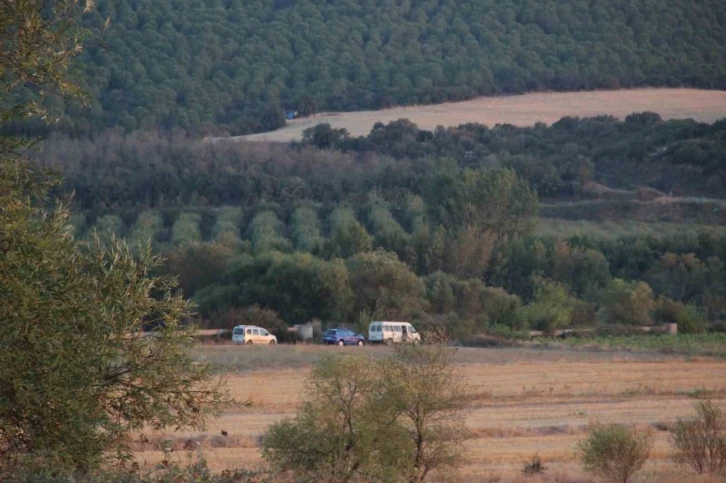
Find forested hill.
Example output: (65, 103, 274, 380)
(12, 0, 726, 136)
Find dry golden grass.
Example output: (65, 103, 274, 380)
(135, 347, 726, 481)
(231, 88, 726, 142)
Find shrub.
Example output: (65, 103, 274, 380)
(577, 424, 653, 483)
(262, 346, 471, 482)
(522, 453, 546, 475)
(671, 399, 726, 476)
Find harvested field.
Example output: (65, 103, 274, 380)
(232, 88, 726, 143)
(135, 346, 726, 481)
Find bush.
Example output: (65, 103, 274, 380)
(671, 399, 726, 476)
(262, 346, 471, 482)
(577, 424, 653, 483)
(522, 453, 546, 475)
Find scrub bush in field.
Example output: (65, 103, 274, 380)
(262, 346, 471, 482)
(577, 424, 653, 483)
(671, 399, 726, 476)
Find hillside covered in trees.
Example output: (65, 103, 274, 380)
(6, 0, 726, 135)
(35, 114, 726, 337)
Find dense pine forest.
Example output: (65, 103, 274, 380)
(4, 0, 726, 135)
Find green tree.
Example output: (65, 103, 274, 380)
(326, 207, 373, 259)
(0, 2, 226, 473)
(577, 424, 654, 483)
(384, 345, 472, 482)
(516, 279, 579, 334)
(671, 399, 726, 476)
(262, 355, 407, 482)
(262, 346, 471, 482)
(0, 164, 226, 474)
(425, 167, 538, 239)
(597, 279, 655, 326)
(347, 250, 426, 320)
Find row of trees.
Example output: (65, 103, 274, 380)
(5, 0, 726, 135)
(34, 114, 726, 223)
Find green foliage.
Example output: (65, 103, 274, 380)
(0, 0, 90, 133)
(597, 279, 655, 326)
(425, 168, 538, 238)
(290, 205, 324, 253)
(127, 209, 164, 252)
(653, 297, 707, 334)
(577, 424, 654, 483)
(347, 250, 427, 320)
(171, 212, 202, 246)
(248, 210, 291, 253)
(560, 333, 726, 357)
(262, 355, 404, 482)
(671, 399, 726, 476)
(326, 206, 373, 258)
(200, 251, 353, 325)
(161, 241, 234, 297)
(262, 346, 471, 482)
(516, 280, 579, 333)
(8, 0, 726, 134)
(212, 206, 243, 243)
(92, 214, 126, 245)
(366, 199, 410, 257)
(0, 160, 226, 475)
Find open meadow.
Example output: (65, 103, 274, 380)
(236, 88, 726, 142)
(133, 345, 726, 482)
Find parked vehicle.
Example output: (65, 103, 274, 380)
(322, 327, 365, 346)
(368, 321, 421, 345)
(232, 325, 277, 345)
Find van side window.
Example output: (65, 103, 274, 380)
(384, 325, 391, 331)
(246, 328, 252, 334)
(261, 329, 269, 336)
(409, 325, 417, 333)
(253, 328, 260, 335)
(394, 325, 402, 333)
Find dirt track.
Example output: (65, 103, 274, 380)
(233, 88, 726, 143)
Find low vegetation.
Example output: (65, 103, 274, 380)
(671, 399, 726, 476)
(577, 424, 654, 483)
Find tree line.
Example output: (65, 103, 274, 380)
(32, 115, 726, 336)
(3, 0, 726, 136)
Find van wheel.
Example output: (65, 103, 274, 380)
(245, 340, 253, 345)
(357, 340, 364, 346)
(384, 339, 393, 346)
(269, 340, 276, 345)
(338, 340, 345, 347)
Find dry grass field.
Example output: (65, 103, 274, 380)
(133, 345, 726, 482)
(234, 88, 726, 143)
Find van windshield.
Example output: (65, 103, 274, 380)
(233, 327, 243, 335)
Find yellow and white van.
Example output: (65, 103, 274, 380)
(232, 325, 277, 345)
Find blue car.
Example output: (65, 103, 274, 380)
(323, 328, 366, 346)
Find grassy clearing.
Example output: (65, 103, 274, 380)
(545, 333, 726, 358)
(535, 218, 726, 240)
